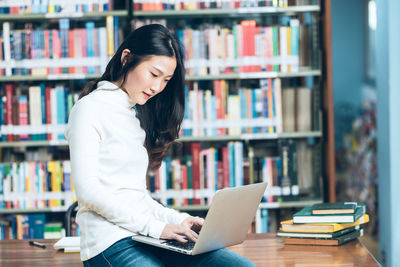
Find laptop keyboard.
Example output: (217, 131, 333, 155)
(162, 240, 195, 251)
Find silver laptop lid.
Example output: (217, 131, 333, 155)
(192, 182, 267, 255)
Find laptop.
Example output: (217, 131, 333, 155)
(132, 182, 268, 255)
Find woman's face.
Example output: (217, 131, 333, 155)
(121, 53, 177, 105)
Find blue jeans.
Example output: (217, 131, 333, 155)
(83, 236, 255, 267)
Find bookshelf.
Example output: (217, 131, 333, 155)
(131, 6, 320, 17)
(0, 131, 322, 148)
(0, 207, 69, 215)
(130, 0, 333, 234)
(0, 0, 335, 239)
(0, 10, 128, 21)
(0, 199, 323, 214)
(0, 73, 101, 82)
(0, 69, 320, 82)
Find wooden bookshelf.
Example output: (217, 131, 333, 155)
(0, 140, 68, 148)
(0, 10, 128, 21)
(179, 131, 322, 142)
(132, 6, 320, 17)
(0, 199, 323, 214)
(0, 207, 68, 214)
(164, 199, 323, 212)
(0, 131, 322, 147)
(0, 70, 320, 82)
(321, 0, 336, 202)
(0, 73, 101, 82)
(186, 69, 321, 81)
(0, 0, 336, 239)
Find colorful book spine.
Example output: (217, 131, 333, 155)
(59, 19, 70, 74)
(132, 0, 307, 11)
(106, 15, 114, 56)
(0, 1, 113, 15)
(182, 79, 283, 137)
(18, 95, 29, 140)
(0, 161, 75, 210)
(86, 22, 96, 74)
(0, 96, 5, 141)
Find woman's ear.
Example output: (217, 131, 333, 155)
(121, 49, 131, 66)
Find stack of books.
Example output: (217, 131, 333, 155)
(277, 202, 369, 246)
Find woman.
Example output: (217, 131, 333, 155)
(65, 24, 255, 267)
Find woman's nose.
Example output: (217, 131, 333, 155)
(151, 80, 162, 93)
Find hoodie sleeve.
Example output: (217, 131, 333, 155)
(65, 99, 166, 238)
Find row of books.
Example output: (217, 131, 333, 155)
(0, 161, 76, 210)
(182, 79, 313, 137)
(132, 0, 317, 11)
(176, 20, 300, 75)
(0, 0, 316, 15)
(278, 202, 369, 246)
(0, 138, 312, 209)
(0, 0, 114, 14)
(133, 14, 320, 75)
(182, 78, 283, 136)
(1, 16, 319, 77)
(148, 139, 311, 207)
(0, 84, 78, 142)
(0, 17, 121, 76)
(0, 214, 69, 240)
(0, 79, 313, 141)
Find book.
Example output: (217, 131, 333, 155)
(54, 236, 80, 253)
(278, 225, 359, 239)
(283, 228, 365, 246)
(279, 139, 298, 199)
(311, 202, 358, 215)
(296, 87, 312, 131)
(191, 143, 201, 205)
(296, 141, 313, 192)
(293, 206, 367, 224)
(282, 88, 295, 132)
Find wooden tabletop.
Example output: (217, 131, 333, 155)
(229, 234, 381, 267)
(0, 234, 381, 267)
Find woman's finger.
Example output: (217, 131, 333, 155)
(173, 233, 187, 243)
(190, 229, 199, 239)
(183, 229, 198, 242)
(194, 217, 204, 225)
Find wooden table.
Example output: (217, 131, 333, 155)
(0, 234, 380, 267)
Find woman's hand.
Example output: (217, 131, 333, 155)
(160, 216, 204, 243)
(181, 216, 204, 234)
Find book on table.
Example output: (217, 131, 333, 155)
(277, 225, 361, 239)
(311, 202, 358, 215)
(280, 214, 369, 233)
(282, 228, 365, 246)
(292, 204, 366, 224)
(53, 236, 80, 253)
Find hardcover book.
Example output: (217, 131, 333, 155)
(280, 214, 369, 233)
(278, 225, 359, 239)
(311, 202, 358, 215)
(293, 204, 366, 224)
(283, 228, 365, 246)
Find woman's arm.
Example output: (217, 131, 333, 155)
(146, 194, 190, 225)
(146, 195, 204, 242)
(65, 100, 166, 238)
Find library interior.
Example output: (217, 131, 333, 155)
(0, 0, 398, 266)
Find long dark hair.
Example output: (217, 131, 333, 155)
(80, 24, 185, 170)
